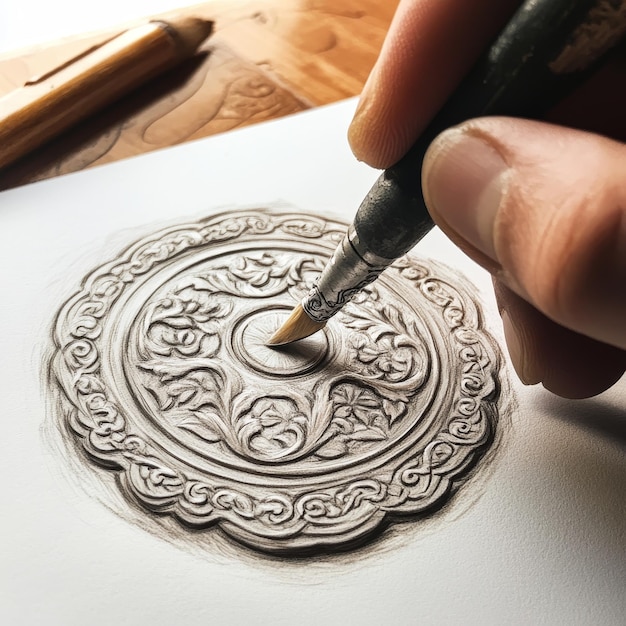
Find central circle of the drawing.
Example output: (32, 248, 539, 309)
(50, 210, 505, 555)
(232, 307, 330, 377)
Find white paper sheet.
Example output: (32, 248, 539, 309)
(1, 100, 624, 625)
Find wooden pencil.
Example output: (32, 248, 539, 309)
(0, 15, 213, 170)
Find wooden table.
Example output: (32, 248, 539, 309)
(0, 0, 397, 191)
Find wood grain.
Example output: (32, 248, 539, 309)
(0, 18, 212, 170)
(0, 0, 398, 191)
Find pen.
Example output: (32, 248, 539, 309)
(268, 0, 626, 346)
(0, 15, 213, 170)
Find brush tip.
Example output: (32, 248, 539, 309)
(266, 304, 326, 346)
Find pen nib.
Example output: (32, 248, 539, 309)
(266, 304, 326, 346)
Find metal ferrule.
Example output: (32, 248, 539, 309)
(301, 226, 391, 322)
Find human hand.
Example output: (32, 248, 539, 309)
(348, 0, 626, 398)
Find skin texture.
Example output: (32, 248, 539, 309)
(348, 0, 626, 398)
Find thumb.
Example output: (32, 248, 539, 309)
(422, 117, 626, 351)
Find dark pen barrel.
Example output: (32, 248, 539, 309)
(353, 0, 624, 259)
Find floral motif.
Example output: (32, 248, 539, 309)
(333, 384, 399, 433)
(315, 383, 406, 459)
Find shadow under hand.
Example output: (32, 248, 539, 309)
(542, 380, 626, 448)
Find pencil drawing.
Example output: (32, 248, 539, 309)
(49, 208, 506, 555)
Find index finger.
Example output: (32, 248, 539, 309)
(348, 0, 521, 168)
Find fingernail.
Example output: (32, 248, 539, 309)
(501, 311, 541, 386)
(422, 127, 509, 262)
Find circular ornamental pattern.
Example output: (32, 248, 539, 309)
(50, 209, 504, 554)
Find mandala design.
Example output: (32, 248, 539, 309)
(50, 209, 504, 554)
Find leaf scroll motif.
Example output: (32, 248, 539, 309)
(199, 214, 275, 244)
(137, 361, 237, 446)
(138, 295, 232, 361)
(178, 253, 324, 301)
(279, 216, 333, 239)
(342, 292, 429, 392)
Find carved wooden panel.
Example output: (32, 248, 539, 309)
(49, 209, 505, 555)
(0, 0, 398, 190)
(0, 44, 308, 190)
